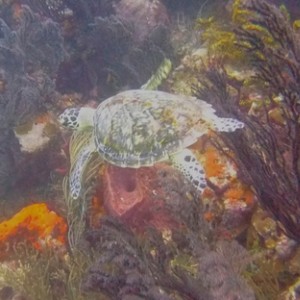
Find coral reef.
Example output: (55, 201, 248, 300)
(2, 0, 299, 299)
(1, 0, 173, 100)
(0, 5, 64, 197)
(80, 215, 254, 299)
(180, 2, 300, 297)
(194, 0, 300, 241)
(46, 0, 173, 98)
(0, 5, 64, 128)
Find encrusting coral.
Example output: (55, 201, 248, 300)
(0, 203, 67, 260)
(174, 132, 253, 233)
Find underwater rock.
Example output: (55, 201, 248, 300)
(0, 130, 22, 197)
(167, 49, 204, 96)
(249, 207, 300, 263)
(0, 286, 14, 300)
(114, 0, 170, 44)
(0, 5, 64, 113)
(101, 163, 190, 230)
(9, 113, 66, 195)
(162, 0, 209, 18)
(199, 240, 255, 300)
(14, 0, 116, 24)
(279, 276, 300, 300)
(57, 13, 171, 97)
(0, 5, 64, 196)
(81, 217, 253, 299)
(0, 286, 27, 300)
(0, 203, 67, 260)
(81, 217, 185, 299)
(56, 14, 132, 96)
(0, 5, 64, 87)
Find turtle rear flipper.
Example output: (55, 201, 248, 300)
(170, 149, 207, 193)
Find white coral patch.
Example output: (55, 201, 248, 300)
(15, 123, 50, 153)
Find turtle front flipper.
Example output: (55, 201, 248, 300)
(68, 129, 98, 200)
(69, 145, 96, 199)
(169, 149, 207, 193)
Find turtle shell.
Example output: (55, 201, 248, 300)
(93, 89, 218, 167)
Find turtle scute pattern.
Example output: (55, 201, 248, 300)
(93, 89, 243, 168)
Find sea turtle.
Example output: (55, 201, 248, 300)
(59, 89, 244, 200)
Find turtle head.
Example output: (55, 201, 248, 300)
(58, 107, 81, 129)
(58, 107, 95, 130)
